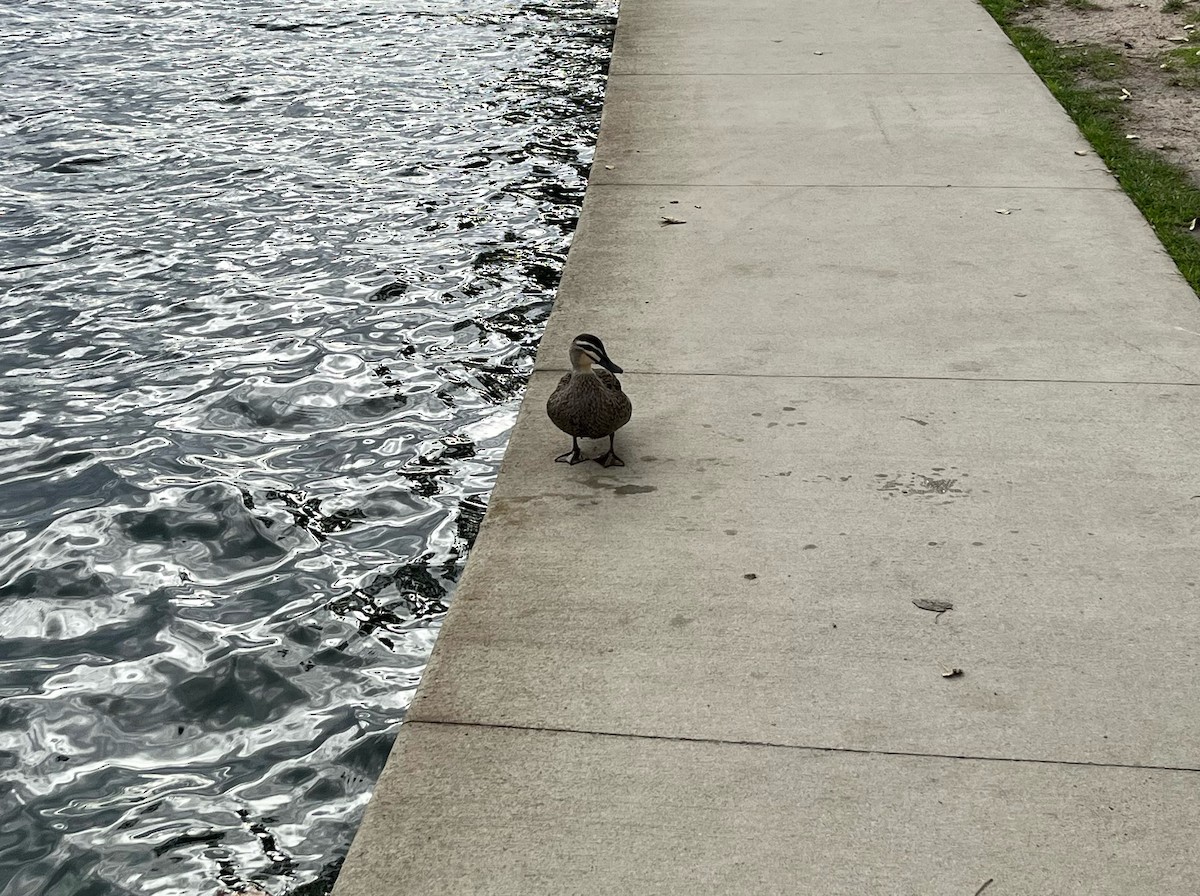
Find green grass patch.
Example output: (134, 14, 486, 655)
(979, 0, 1200, 297)
(1064, 0, 1104, 10)
(1161, 46, 1200, 87)
(1162, 0, 1187, 13)
(1162, 46, 1200, 69)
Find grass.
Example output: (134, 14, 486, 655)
(1162, 46, 1200, 88)
(1162, 0, 1187, 13)
(979, 0, 1200, 296)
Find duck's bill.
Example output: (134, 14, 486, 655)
(599, 359, 623, 374)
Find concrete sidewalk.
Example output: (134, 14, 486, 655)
(335, 0, 1200, 892)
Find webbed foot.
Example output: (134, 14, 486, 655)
(594, 434, 624, 468)
(595, 451, 625, 468)
(555, 438, 587, 465)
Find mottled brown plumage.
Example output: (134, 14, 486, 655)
(546, 334, 633, 467)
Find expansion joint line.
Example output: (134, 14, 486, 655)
(533, 368, 1200, 387)
(409, 718, 1200, 775)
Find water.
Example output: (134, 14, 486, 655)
(0, 2, 615, 893)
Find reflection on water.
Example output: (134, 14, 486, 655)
(0, 1, 615, 893)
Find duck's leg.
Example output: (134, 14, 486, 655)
(555, 436, 586, 465)
(595, 434, 625, 468)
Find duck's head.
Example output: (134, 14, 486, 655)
(569, 333, 623, 374)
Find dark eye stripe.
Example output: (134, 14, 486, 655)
(574, 338, 605, 356)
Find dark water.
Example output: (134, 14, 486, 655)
(0, 1, 614, 893)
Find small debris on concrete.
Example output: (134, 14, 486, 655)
(974, 878, 995, 896)
(941, 665, 964, 679)
(913, 598, 954, 616)
(1074, 149, 1088, 155)
(743, 573, 758, 580)
(1125, 134, 1140, 140)
(994, 208, 1013, 215)
(660, 216, 687, 226)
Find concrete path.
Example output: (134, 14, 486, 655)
(334, 0, 1200, 892)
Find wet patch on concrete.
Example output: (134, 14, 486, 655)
(876, 471, 970, 500)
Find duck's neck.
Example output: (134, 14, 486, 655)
(570, 350, 597, 376)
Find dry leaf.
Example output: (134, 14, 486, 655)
(941, 666, 964, 678)
(912, 598, 953, 613)
(660, 216, 687, 226)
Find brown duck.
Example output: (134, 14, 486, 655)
(546, 333, 633, 467)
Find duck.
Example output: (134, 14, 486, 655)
(546, 333, 633, 467)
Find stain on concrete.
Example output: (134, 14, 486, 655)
(669, 614, 692, 628)
(724, 529, 737, 535)
(877, 472, 969, 499)
(614, 484, 656, 496)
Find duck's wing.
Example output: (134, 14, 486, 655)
(594, 368, 623, 392)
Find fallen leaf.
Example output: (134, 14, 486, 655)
(913, 598, 954, 614)
(994, 208, 1011, 215)
(1074, 149, 1088, 156)
(660, 216, 687, 226)
(941, 666, 964, 678)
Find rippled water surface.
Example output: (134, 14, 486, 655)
(0, 2, 614, 892)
